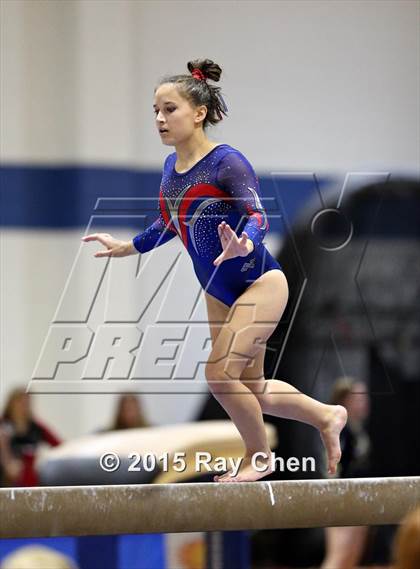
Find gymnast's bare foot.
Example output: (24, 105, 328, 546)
(213, 453, 274, 483)
(319, 404, 348, 475)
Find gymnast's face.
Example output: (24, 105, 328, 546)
(153, 83, 207, 146)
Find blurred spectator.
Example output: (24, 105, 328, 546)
(392, 506, 420, 569)
(0, 424, 22, 486)
(321, 376, 372, 569)
(0, 545, 78, 569)
(107, 394, 150, 431)
(0, 387, 61, 486)
(331, 377, 371, 478)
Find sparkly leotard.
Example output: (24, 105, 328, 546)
(132, 143, 282, 307)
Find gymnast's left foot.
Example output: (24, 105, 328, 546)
(214, 452, 274, 483)
(319, 404, 348, 475)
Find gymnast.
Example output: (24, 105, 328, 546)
(81, 58, 347, 483)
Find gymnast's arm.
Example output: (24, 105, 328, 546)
(132, 210, 177, 254)
(216, 151, 269, 252)
(133, 156, 178, 253)
(81, 212, 177, 258)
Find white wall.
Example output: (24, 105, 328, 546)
(1, 0, 418, 173)
(1, 0, 418, 439)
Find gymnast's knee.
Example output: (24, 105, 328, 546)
(205, 361, 227, 385)
(205, 360, 243, 395)
(205, 353, 249, 379)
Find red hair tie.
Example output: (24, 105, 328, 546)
(191, 68, 206, 81)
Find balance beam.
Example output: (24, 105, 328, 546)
(2, 476, 419, 538)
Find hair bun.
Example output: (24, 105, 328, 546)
(187, 59, 222, 82)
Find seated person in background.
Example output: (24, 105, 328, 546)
(321, 376, 372, 569)
(0, 387, 61, 486)
(104, 394, 150, 431)
(0, 545, 78, 569)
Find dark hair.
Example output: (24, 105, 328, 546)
(329, 376, 357, 406)
(110, 394, 149, 430)
(154, 58, 228, 130)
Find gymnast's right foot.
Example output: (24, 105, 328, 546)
(319, 404, 348, 476)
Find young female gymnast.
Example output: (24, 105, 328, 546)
(82, 58, 347, 483)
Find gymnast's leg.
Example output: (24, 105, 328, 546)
(241, 357, 348, 477)
(205, 270, 347, 482)
(205, 289, 274, 483)
(235, 270, 347, 476)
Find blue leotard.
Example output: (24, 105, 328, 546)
(132, 143, 282, 307)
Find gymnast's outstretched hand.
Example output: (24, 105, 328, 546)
(81, 233, 137, 258)
(213, 221, 254, 267)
